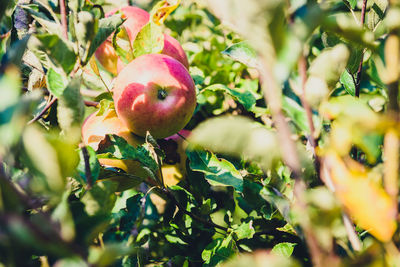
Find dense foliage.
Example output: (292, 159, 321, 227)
(1, 0, 400, 266)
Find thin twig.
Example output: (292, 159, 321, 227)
(355, 0, 368, 97)
(343, 0, 361, 25)
(81, 146, 93, 189)
(321, 157, 362, 252)
(342, 213, 362, 251)
(298, 55, 320, 176)
(59, 0, 68, 39)
(258, 54, 333, 266)
(83, 100, 99, 107)
(28, 97, 57, 124)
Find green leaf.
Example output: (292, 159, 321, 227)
(222, 42, 259, 68)
(88, 243, 135, 267)
(232, 220, 255, 240)
(112, 27, 134, 64)
(187, 149, 244, 192)
(32, 34, 76, 74)
(46, 68, 67, 98)
(51, 190, 75, 242)
(282, 96, 321, 135)
(340, 70, 356, 96)
(367, 1, 387, 31)
(271, 242, 297, 258)
(22, 126, 67, 196)
(98, 134, 159, 174)
(308, 44, 350, 88)
(189, 116, 281, 172)
(76, 11, 97, 47)
(81, 180, 118, 216)
(86, 14, 125, 63)
(344, 0, 357, 9)
(203, 84, 257, 111)
(57, 77, 85, 132)
(367, 59, 385, 87)
(2, 35, 30, 67)
(77, 146, 100, 185)
(97, 99, 114, 116)
(133, 22, 164, 58)
(202, 234, 238, 266)
(21, 4, 61, 35)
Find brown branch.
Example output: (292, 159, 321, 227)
(355, 0, 368, 97)
(258, 57, 302, 179)
(298, 55, 320, 176)
(28, 97, 57, 124)
(59, 0, 68, 39)
(83, 100, 99, 107)
(387, 81, 400, 114)
(257, 53, 340, 266)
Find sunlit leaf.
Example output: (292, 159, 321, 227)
(81, 180, 119, 216)
(271, 242, 296, 258)
(222, 42, 259, 68)
(52, 190, 75, 242)
(57, 77, 85, 132)
(132, 22, 164, 58)
(202, 234, 238, 266)
(232, 221, 255, 240)
(189, 116, 281, 172)
(340, 70, 356, 96)
(151, 0, 181, 25)
(46, 68, 67, 98)
(187, 149, 244, 192)
(30, 34, 76, 74)
(202, 84, 257, 111)
(323, 152, 397, 242)
(86, 14, 125, 63)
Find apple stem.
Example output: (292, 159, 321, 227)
(157, 89, 167, 100)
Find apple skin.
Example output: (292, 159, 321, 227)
(113, 53, 196, 139)
(95, 6, 189, 75)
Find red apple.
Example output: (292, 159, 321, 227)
(95, 6, 189, 75)
(113, 53, 196, 139)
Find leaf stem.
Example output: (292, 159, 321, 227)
(81, 146, 93, 189)
(28, 96, 57, 124)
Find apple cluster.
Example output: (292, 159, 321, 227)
(81, 6, 196, 188)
